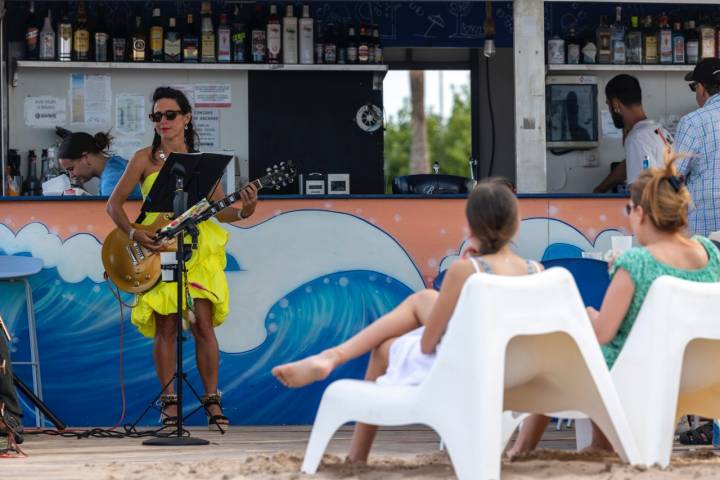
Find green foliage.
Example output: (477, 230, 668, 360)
(384, 85, 472, 193)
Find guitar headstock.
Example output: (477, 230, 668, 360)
(263, 160, 297, 191)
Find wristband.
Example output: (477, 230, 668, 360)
(128, 227, 137, 241)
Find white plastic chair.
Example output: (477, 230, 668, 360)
(301, 268, 640, 480)
(576, 276, 720, 467)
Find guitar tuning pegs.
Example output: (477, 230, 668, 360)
(275, 185, 281, 190)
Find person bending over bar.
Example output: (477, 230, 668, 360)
(272, 178, 543, 463)
(509, 154, 720, 458)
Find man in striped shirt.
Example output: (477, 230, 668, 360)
(675, 58, 720, 237)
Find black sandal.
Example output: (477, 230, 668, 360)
(158, 393, 178, 426)
(679, 421, 713, 445)
(201, 393, 229, 433)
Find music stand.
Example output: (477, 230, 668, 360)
(136, 152, 232, 446)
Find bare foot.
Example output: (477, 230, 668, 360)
(272, 349, 342, 388)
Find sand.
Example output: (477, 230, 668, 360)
(74, 449, 720, 479)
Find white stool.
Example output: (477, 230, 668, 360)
(0, 256, 44, 427)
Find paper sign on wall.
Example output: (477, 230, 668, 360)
(115, 94, 146, 135)
(601, 110, 623, 139)
(70, 73, 112, 125)
(112, 135, 144, 162)
(169, 84, 196, 107)
(24, 96, 66, 127)
(194, 84, 232, 108)
(195, 109, 220, 149)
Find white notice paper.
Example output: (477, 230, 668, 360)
(112, 135, 144, 162)
(24, 96, 66, 127)
(195, 109, 220, 149)
(194, 84, 232, 108)
(170, 84, 196, 107)
(601, 110, 623, 139)
(70, 74, 112, 125)
(115, 94, 146, 135)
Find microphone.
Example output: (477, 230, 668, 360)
(171, 163, 188, 217)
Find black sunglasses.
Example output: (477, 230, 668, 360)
(149, 110, 183, 122)
(689, 82, 699, 92)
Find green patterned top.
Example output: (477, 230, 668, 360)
(602, 236, 720, 368)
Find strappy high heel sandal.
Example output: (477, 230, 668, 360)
(201, 392, 229, 433)
(158, 393, 178, 427)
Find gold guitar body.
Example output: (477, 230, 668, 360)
(101, 214, 176, 294)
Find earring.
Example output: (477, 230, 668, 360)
(185, 125, 189, 130)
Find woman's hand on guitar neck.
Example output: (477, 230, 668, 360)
(134, 229, 163, 252)
(239, 183, 259, 217)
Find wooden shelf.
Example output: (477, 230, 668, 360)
(16, 60, 388, 72)
(546, 64, 694, 73)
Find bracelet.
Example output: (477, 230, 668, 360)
(128, 227, 137, 241)
(237, 209, 249, 220)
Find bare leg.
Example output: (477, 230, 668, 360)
(190, 299, 224, 421)
(272, 289, 439, 388)
(506, 414, 550, 459)
(154, 313, 178, 418)
(347, 338, 395, 463)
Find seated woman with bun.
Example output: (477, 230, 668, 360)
(58, 131, 140, 197)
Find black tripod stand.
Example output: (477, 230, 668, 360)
(13, 374, 65, 430)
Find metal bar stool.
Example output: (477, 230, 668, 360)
(0, 255, 44, 427)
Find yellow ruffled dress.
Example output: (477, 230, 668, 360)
(131, 172, 230, 338)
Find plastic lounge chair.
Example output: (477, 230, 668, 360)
(576, 276, 720, 467)
(300, 268, 640, 479)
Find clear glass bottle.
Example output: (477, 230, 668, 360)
(699, 16, 715, 59)
(626, 16, 642, 64)
(94, 6, 109, 62)
(57, 10, 73, 62)
(217, 13, 232, 62)
(565, 28, 580, 65)
(658, 13, 673, 64)
(250, 4, 267, 63)
(610, 6, 626, 65)
(164, 17, 181, 62)
(38, 10, 55, 61)
(282, 5, 298, 64)
(299, 5, 314, 65)
(672, 22, 686, 64)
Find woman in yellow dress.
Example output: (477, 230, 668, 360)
(107, 87, 257, 430)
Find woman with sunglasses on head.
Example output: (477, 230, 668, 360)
(508, 154, 720, 458)
(107, 86, 258, 431)
(58, 131, 141, 197)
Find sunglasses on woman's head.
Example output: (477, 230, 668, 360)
(149, 110, 182, 122)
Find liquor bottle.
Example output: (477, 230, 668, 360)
(610, 7, 626, 65)
(596, 15, 611, 64)
(346, 25, 357, 64)
(699, 17, 715, 59)
(582, 38, 598, 64)
(182, 14, 199, 63)
(658, 14, 673, 64)
(368, 25, 375, 64)
(39, 10, 55, 61)
(547, 34, 565, 64)
(314, 22, 325, 64)
(131, 15, 146, 62)
(324, 24, 337, 64)
(299, 5, 313, 64)
(40, 149, 49, 182)
(165, 17, 181, 62)
(112, 11, 127, 62)
(231, 6, 247, 63)
(150, 8, 164, 62)
(94, 6, 109, 62)
(626, 16, 642, 64)
(251, 4, 267, 63)
(565, 28, 580, 65)
(373, 24, 383, 64)
(57, 10, 73, 61)
(643, 15, 658, 64)
(672, 22, 686, 64)
(337, 23, 348, 64)
(267, 4, 282, 64)
(73, 0, 90, 61)
(282, 5, 298, 64)
(25, 1, 40, 60)
(24, 150, 41, 196)
(358, 24, 369, 63)
(686, 20, 699, 64)
(217, 13, 232, 62)
(200, 1, 216, 63)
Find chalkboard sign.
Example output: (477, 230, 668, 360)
(7, 1, 514, 49)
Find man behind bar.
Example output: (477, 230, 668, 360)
(593, 74, 672, 193)
(675, 58, 720, 237)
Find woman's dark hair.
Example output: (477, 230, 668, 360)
(465, 177, 519, 255)
(150, 86, 198, 163)
(57, 131, 112, 160)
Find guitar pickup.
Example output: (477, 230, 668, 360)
(132, 242, 146, 262)
(125, 244, 139, 266)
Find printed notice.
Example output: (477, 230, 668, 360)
(170, 84, 196, 107)
(194, 84, 231, 108)
(24, 96, 66, 127)
(195, 109, 220, 149)
(115, 94, 145, 135)
(601, 110, 623, 139)
(112, 135, 144, 162)
(70, 74, 112, 125)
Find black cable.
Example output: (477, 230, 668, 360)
(485, 56, 496, 178)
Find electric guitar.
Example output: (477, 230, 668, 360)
(102, 161, 296, 294)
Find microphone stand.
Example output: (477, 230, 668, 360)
(143, 165, 208, 446)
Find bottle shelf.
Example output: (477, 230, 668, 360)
(546, 64, 694, 73)
(16, 60, 388, 73)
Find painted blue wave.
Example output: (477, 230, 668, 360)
(0, 255, 412, 426)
